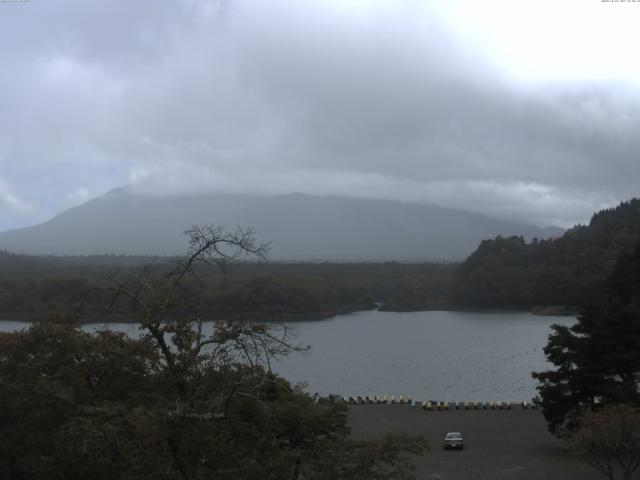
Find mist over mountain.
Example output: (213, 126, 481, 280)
(0, 189, 563, 261)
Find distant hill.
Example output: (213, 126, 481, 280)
(451, 198, 640, 308)
(0, 188, 563, 261)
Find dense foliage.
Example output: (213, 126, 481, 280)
(0, 226, 426, 479)
(451, 199, 640, 309)
(0, 253, 454, 321)
(532, 243, 640, 434)
(0, 322, 425, 480)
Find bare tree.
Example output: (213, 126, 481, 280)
(567, 405, 640, 480)
(105, 225, 305, 403)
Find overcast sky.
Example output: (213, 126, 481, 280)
(1, 0, 639, 232)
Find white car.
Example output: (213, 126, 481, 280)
(443, 432, 464, 450)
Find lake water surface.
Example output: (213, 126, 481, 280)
(0, 310, 575, 402)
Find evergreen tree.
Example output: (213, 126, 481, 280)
(533, 244, 640, 434)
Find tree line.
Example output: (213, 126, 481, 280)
(0, 254, 454, 321)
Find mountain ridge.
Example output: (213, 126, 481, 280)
(0, 189, 564, 261)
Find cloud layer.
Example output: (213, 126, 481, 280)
(1, 0, 639, 231)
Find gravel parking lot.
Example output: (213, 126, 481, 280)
(348, 405, 601, 480)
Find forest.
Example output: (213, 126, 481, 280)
(1, 198, 639, 321)
(450, 198, 640, 310)
(0, 253, 454, 321)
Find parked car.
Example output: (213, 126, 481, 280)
(443, 432, 464, 450)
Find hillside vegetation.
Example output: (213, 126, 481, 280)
(451, 198, 640, 310)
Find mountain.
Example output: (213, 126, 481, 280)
(451, 198, 640, 308)
(0, 188, 563, 261)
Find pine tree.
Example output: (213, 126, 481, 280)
(533, 244, 640, 434)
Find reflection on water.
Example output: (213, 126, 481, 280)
(0, 310, 575, 402)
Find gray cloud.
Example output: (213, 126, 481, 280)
(0, 0, 638, 232)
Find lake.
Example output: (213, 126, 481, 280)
(0, 310, 575, 402)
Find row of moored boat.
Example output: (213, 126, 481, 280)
(344, 396, 538, 410)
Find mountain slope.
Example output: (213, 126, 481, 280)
(451, 198, 640, 308)
(0, 189, 563, 261)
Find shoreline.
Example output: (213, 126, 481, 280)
(0, 305, 577, 325)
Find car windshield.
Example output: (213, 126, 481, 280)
(446, 433, 462, 439)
